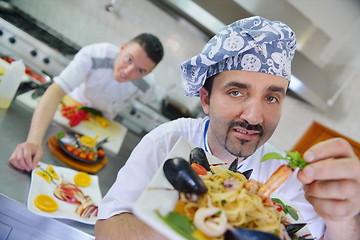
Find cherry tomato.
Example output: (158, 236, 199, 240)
(273, 201, 283, 212)
(72, 148, 82, 157)
(191, 163, 208, 175)
(65, 144, 75, 153)
(97, 149, 105, 158)
(79, 152, 87, 159)
(87, 152, 95, 161)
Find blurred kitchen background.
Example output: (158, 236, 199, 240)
(2, 0, 360, 151)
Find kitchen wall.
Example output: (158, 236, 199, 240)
(11, 0, 360, 151)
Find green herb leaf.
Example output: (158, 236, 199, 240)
(56, 131, 65, 140)
(261, 152, 284, 162)
(271, 198, 285, 209)
(156, 210, 196, 240)
(285, 205, 299, 221)
(261, 151, 308, 170)
(286, 151, 308, 170)
(272, 198, 299, 221)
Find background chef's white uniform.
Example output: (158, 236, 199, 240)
(53, 43, 156, 119)
(98, 117, 326, 239)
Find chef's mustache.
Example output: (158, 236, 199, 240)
(229, 120, 264, 136)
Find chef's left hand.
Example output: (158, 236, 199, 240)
(297, 138, 360, 222)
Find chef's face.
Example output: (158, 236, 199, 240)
(113, 42, 156, 82)
(200, 70, 288, 163)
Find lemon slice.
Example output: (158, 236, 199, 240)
(35, 171, 51, 183)
(79, 135, 99, 148)
(46, 165, 59, 180)
(34, 194, 58, 212)
(74, 172, 92, 187)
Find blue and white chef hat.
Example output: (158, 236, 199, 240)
(181, 16, 296, 97)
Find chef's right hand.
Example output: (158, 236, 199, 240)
(9, 142, 43, 171)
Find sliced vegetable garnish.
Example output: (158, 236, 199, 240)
(261, 151, 308, 169)
(78, 106, 103, 116)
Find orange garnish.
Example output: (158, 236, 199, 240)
(74, 172, 92, 187)
(34, 194, 59, 212)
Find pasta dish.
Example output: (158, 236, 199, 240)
(173, 166, 281, 239)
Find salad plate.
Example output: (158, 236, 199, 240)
(27, 162, 102, 225)
(133, 137, 313, 239)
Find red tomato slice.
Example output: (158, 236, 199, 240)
(273, 201, 284, 212)
(191, 163, 208, 175)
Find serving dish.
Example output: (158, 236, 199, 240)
(58, 131, 105, 164)
(133, 137, 313, 239)
(28, 162, 102, 225)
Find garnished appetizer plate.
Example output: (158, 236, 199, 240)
(57, 131, 106, 164)
(28, 162, 102, 225)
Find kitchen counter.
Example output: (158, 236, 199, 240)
(0, 100, 141, 237)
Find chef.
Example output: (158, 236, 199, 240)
(95, 17, 360, 239)
(9, 33, 164, 171)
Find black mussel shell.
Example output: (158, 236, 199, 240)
(224, 228, 280, 240)
(241, 169, 253, 180)
(189, 147, 211, 171)
(285, 223, 307, 238)
(163, 157, 208, 194)
(228, 158, 239, 172)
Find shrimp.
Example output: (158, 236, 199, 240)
(193, 207, 228, 237)
(257, 164, 295, 199)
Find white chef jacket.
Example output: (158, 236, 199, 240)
(53, 43, 156, 119)
(98, 117, 325, 239)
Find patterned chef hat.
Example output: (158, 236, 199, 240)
(181, 16, 296, 97)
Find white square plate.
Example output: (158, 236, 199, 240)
(133, 137, 312, 239)
(27, 162, 102, 225)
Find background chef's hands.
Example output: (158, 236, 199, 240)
(9, 142, 43, 171)
(297, 138, 360, 221)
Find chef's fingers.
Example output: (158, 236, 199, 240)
(303, 138, 357, 163)
(19, 144, 35, 171)
(298, 157, 360, 184)
(8, 145, 29, 171)
(303, 194, 359, 221)
(8, 150, 22, 170)
(303, 178, 360, 200)
(31, 147, 43, 169)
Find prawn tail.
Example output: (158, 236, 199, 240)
(258, 164, 295, 199)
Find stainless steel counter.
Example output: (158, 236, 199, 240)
(0, 100, 141, 237)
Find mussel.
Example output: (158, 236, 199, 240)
(224, 228, 281, 240)
(163, 157, 208, 194)
(228, 157, 253, 180)
(285, 223, 307, 238)
(228, 158, 239, 172)
(189, 147, 211, 171)
(241, 169, 253, 180)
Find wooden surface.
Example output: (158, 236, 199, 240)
(291, 121, 360, 158)
(16, 90, 128, 155)
(47, 136, 108, 174)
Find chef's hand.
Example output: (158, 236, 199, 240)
(8, 142, 43, 171)
(297, 138, 360, 239)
